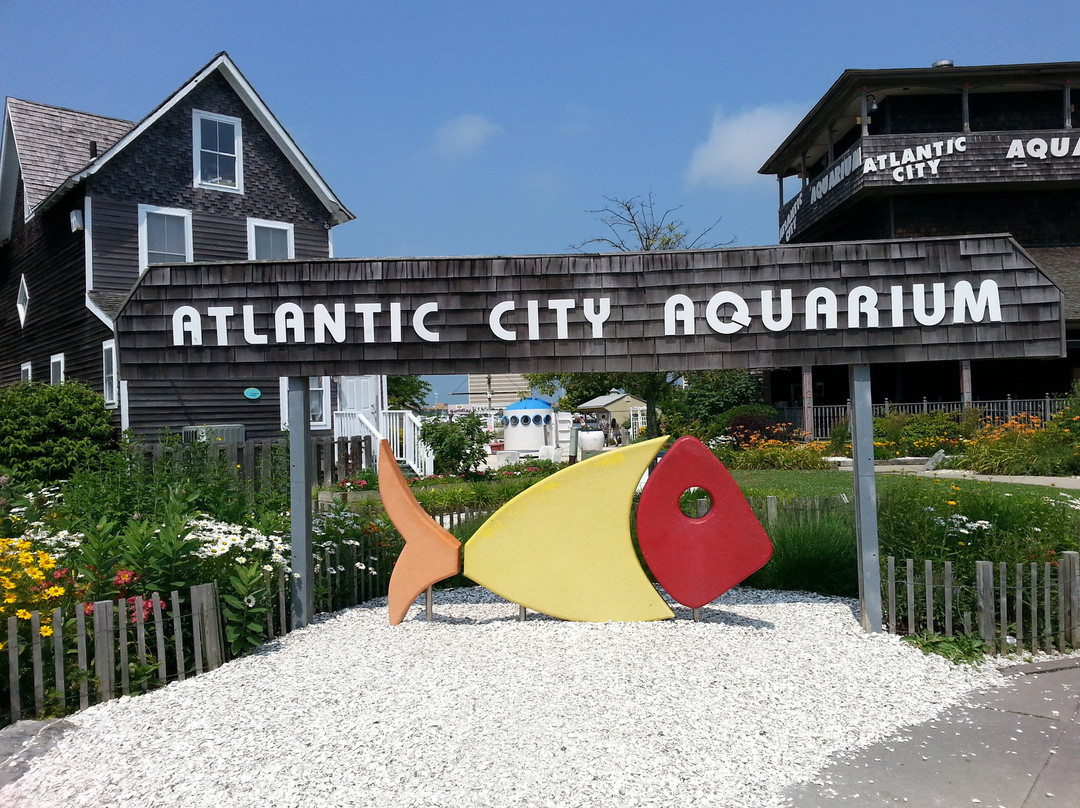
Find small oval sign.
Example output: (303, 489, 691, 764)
(243, 387, 262, 400)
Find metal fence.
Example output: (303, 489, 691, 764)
(798, 395, 1070, 440)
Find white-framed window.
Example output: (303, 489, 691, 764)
(138, 204, 192, 273)
(279, 376, 332, 430)
(50, 353, 64, 385)
(19, 362, 31, 381)
(247, 218, 295, 260)
(309, 376, 330, 429)
(16, 274, 29, 327)
(193, 110, 243, 193)
(102, 340, 118, 407)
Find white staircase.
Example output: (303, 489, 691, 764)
(334, 409, 433, 477)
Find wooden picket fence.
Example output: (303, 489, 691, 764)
(129, 434, 374, 489)
(883, 551, 1080, 653)
(2, 583, 223, 726)
(745, 493, 850, 526)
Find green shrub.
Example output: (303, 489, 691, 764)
(828, 417, 851, 455)
(902, 631, 989, 665)
(60, 434, 289, 527)
(952, 414, 1080, 476)
(717, 404, 778, 433)
(663, 370, 764, 440)
(715, 442, 831, 470)
(831, 409, 969, 458)
(873, 410, 965, 457)
(420, 413, 488, 475)
(743, 510, 858, 597)
(0, 381, 116, 483)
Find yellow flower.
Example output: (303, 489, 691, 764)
(947, 500, 958, 506)
(4, 595, 16, 604)
(39, 624, 53, 637)
(45, 585, 65, 598)
(15, 609, 31, 620)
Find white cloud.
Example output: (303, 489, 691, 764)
(433, 114, 501, 158)
(686, 104, 804, 187)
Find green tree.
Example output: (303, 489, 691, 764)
(0, 381, 117, 483)
(662, 370, 764, 439)
(386, 375, 432, 411)
(527, 194, 732, 438)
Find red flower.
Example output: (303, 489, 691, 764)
(113, 569, 139, 587)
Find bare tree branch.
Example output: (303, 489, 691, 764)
(571, 193, 733, 253)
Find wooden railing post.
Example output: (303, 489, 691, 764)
(976, 561, 995, 643)
(93, 600, 115, 702)
(1063, 551, 1079, 648)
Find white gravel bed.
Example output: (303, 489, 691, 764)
(0, 587, 1004, 808)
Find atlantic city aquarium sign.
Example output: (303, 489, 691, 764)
(117, 238, 1064, 377)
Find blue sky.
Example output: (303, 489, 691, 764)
(2, 1, 1074, 402)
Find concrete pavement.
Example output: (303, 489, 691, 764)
(784, 657, 1080, 807)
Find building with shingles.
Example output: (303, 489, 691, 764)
(759, 59, 1079, 408)
(0, 52, 397, 446)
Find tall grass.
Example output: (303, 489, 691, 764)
(876, 475, 1079, 573)
(744, 510, 858, 598)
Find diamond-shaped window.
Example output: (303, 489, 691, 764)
(16, 275, 29, 328)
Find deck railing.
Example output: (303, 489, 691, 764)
(798, 395, 1070, 440)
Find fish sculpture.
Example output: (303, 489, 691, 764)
(378, 435, 773, 624)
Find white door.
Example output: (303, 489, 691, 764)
(338, 375, 381, 424)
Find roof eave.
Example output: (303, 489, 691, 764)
(758, 61, 1080, 177)
(0, 106, 20, 244)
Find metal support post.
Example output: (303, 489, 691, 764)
(801, 365, 814, 439)
(288, 377, 314, 630)
(849, 364, 882, 632)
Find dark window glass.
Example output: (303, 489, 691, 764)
(146, 213, 187, 263)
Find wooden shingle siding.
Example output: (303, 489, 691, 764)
(89, 196, 138, 293)
(781, 128, 1080, 244)
(115, 237, 1065, 384)
(124, 378, 284, 439)
(294, 223, 329, 259)
(192, 213, 246, 262)
(88, 74, 333, 231)
(0, 189, 110, 390)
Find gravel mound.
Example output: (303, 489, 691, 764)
(0, 588, 1003, 808)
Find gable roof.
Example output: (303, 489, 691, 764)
(576, 392, 644, 411)
(4, 99, 133, 215)
(1, 52, 353, 243)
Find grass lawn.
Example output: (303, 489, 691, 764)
(731, 469, 853, 499)
(731, 468, 1074, 500)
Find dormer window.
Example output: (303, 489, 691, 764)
(193, 110, 243, 193)
(16, 274, 29, 327)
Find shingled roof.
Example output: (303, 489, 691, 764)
(5, 98, 133, 214)
(1028, 247, 1080, 322)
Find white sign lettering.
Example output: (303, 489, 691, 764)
(1005, 136, 1080, 160)
(170, 282, 1003, 347)
(863, 137, 965, 183)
